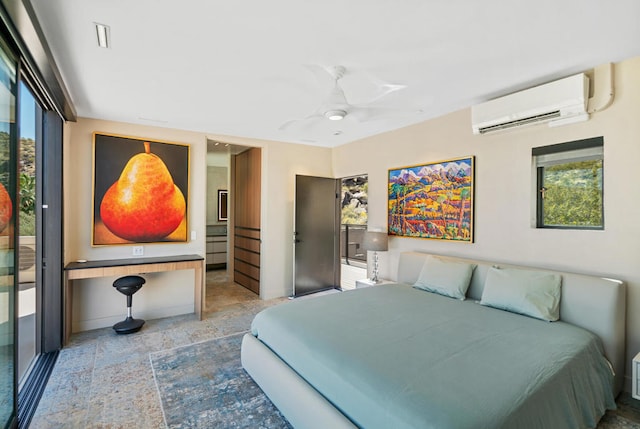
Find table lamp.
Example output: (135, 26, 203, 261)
(362, 231, 388, 283)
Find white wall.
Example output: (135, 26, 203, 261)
(332, 56, 640, 389)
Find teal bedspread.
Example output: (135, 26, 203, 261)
(250, 285, 616, 429)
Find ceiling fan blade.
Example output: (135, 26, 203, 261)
(348, 106, 417, 122)
(303, 64, 349, 108)
(303, 64, 335, 88)
(365, 83, 407, 103)
(323, 83, 348, 107)
(278, 112, 324, 131)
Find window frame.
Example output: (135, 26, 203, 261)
(533, 137, 604, 230)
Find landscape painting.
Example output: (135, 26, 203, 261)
(388, 156, 474, 242)
(92, 133, 190, 245)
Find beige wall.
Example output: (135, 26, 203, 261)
(333, 56, 640, 388)
(64, 119, 332, 330)
(259, 141, 335, 299)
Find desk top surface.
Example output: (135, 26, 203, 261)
(64, 254, 204, 270)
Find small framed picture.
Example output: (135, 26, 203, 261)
(218, 190, 228, 222)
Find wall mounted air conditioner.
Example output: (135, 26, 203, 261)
(471, 73, 589, 135)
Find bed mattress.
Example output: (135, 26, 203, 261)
(250, 284, 616, 429)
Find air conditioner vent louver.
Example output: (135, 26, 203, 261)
(471, 73, 589, 135)
(478, 111, 561, 134)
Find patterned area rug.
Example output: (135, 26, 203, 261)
(150, 332, 292, 429)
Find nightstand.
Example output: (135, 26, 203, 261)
(633, 352, 640, 400)
(355, 278, 395, 288)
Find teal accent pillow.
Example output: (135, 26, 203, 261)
(480, 267, 562, 321)
(413, 256, 476, 300)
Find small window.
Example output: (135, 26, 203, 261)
(533, 137, 603, 229)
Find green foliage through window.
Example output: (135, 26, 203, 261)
(541, 160, 602, 227)
(534, 137, 604, 230)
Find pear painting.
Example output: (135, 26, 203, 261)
(99, 141, 186, 242)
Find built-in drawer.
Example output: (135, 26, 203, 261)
(206, 241, 227, 253)
(206, 233, 227, 266)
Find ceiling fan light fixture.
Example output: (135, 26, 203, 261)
(325, 109, 346, 121)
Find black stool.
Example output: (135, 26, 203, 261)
(112, 275, 146, 334)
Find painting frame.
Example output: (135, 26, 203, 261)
(92, 132, 190, 246)
(217, 190, 228, 222)
(388, 156, 474, 242)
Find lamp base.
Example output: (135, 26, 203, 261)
(369, 251, 381, 284)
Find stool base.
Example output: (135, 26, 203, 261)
(113, 317, 145, 334)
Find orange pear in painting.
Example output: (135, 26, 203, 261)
(0, 182, 12, 234)
(100, 142, 186, 242)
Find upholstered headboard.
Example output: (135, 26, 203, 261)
(397, 251, 627, 395)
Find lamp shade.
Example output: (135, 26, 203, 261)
(362, 231, 388, 251)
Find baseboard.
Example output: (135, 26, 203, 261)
(72, 304, 195, 333)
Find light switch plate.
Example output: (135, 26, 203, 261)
(191, 230, 196, 240)
(132, 246, 144, 256)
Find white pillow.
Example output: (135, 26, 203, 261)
(413, 256, 476, 300)
(480, 267, 562, 321)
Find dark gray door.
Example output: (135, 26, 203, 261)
(294, 175, 339, 296)
(40, 110, 63, 352)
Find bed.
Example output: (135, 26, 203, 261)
(241, 252, 626, 429)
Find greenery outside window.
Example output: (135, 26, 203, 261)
(340, 175, 368, 264)
(533, 137, 604, 229)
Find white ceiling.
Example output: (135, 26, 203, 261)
(29, 0, 640, 148)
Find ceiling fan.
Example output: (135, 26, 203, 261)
(279, 65, 408, 131)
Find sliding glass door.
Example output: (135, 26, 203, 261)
(0, 7, 65, 427)
(0, 33, 18, 429)
(17, 82, 39, 383)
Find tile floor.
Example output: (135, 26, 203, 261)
(29, 269, 283, 428)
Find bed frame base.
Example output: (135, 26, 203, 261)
(241, 334, 356, 429)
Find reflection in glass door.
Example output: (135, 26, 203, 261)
(0, 34, 18, 428)
(17, 82, 39, 382)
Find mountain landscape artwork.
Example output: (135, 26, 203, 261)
(388, 157, 474, 242)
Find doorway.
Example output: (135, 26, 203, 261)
(205, 141, 261, 311)
(293, 175, 340, 296)
(292, 174, 369, 295)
